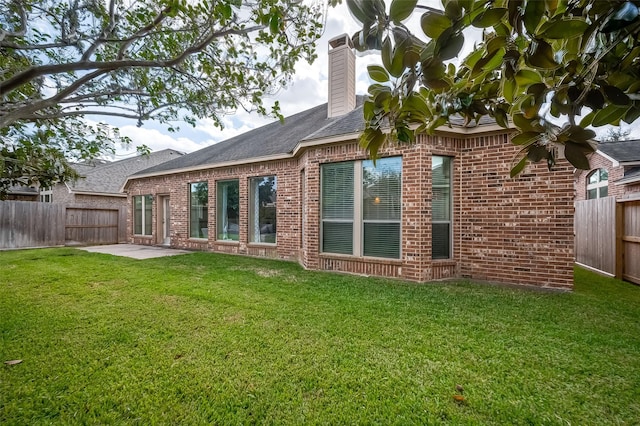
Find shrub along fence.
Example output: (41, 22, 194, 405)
(575, 197, 640, 284)
(0, 201, 126, 249)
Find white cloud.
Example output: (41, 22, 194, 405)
(115, 125, 209, 156)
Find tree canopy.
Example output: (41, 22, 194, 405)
(0, 0, 322, 198)
(341, 0, 640, 175)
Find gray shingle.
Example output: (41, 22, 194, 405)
(70, 149, 183, 194)
(132, 96, 500, 177)
(598, 139, 640, 162)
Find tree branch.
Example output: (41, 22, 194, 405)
(0, 25, 265, 96)
(0, 1, 27, 42)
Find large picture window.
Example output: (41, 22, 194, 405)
(217, 180, 239, 241)
(133, 195, 153, 236)
(189, 182, 208, 239)
(249, 176, 277, 244)
(321, 157, 402, 259)
(432, 156, 452, 259)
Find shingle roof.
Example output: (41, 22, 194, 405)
(131, 97, 500, 178)
(70, 149, 183, 194)
(598, 139, 640, 162)
(616, 166, 640, 185)
(134, 97, 367, 176)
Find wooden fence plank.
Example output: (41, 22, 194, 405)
(575, 197, 616, 275)
(0, 201, 125, 248)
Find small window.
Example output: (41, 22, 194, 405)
(189, 182, 208, 239)
(432, 156, 452, 259)
(217, 180, 239, 241)
(586, 169, 608, 199)
(249, 176, 277, 244)
(133, 195, 153, 236)
(40, 186, 52, 203)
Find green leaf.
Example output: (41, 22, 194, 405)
(539, 18, 590, 39)
(346, 0, 376, 24)
(421, 11, 452, 39)
(515, 69, 542, 87)
(389, 0, 417, 24)
(471, 8, 507, 28)
(527, 40, 559, 69)
(603, 85, 630, 106)
(579, 110, 596, 128)
(585, 89, 605, 110)
(524, 0, 545, 34)
(438, 32, 465, 60)
(368, 65, 390, 83)
(564, 142, 591, 170)
(359, 127, 387, 160)
(527, 145, 549, 162)
(510, 156, 528, 177)
(512, 132, 541, 145)
(591, 104, 631, 127)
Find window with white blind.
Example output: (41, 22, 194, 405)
(432, 156, 452, 259)
(321, 162, 354, 255)
(321, 157, 402, 259)
(133, 195, 152, 236)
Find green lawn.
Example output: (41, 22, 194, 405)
(1, 248, 639, 424)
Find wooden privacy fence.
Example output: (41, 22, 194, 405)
(0, 201, 127, 249)
(575, 197, 640, 284)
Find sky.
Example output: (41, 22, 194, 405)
(109, 1, 637, 159)
(110, 2, 377, 158)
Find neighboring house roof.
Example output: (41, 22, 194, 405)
(7, 185, 38, 196)
(597, 139, 640, 163)
(70, 149, 184, 195)
(130, 98, 501, 180)
(615, 166, 640, 186)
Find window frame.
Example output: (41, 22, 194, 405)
(189, 181, 209, 240)
(249, 175, 277, 245)
(133, 195, 153, 236)
(432, 156, 453, 260)
(320, 157, 403, 260)
(216, 179, 240, 242)
(586, 168, 609, 199)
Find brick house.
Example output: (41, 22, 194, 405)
(574, 139, 640, 202)
(124, 34, 575, 290)
(41, 149, 184, 208)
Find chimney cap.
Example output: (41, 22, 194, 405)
(329, 33, 353, 49)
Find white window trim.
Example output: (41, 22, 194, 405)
(133, 195, 152, 236)
(320, 158, 402, 259)
(432, 156, 453, 260)
(586, 169, 608, 199)
(189, 182, 209, 240)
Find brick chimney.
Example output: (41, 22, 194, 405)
(327, 34, 356, 118)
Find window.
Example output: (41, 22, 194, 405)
(363, 158, 402, 258)
(217, 180, 239, 241)
(249, 176, 277, 243)
(321, 157, 402, 259)
(432, 156, 452, 259)
(133, 195, 153, 236)
(587, 168, 609, 199)
(189, 182, 208, 239)
(40, 186, 52, 203)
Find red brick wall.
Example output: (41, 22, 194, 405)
(574, 152, 625, 201)
(126, 129, 575, 289)
(127, 160, 301, 260)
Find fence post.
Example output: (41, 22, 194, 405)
(615, 201, 624, 280)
